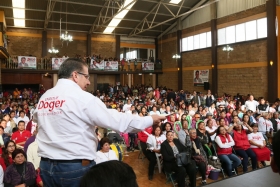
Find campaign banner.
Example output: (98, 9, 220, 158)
(193, 70, 209, 86)
(52, 58, 68, 70)
(142, 62, 154, 71)
(104, 61, 118, 71)
(90, 60, 105, 70)
(18, 56, 36, 69)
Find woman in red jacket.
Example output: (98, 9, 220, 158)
(228, 122, 257, 172)
(215, 126, 241, 177)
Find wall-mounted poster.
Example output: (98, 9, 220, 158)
(90, 60, 105, 70)
(18, 56, 36, 69)
(142, 62, 154, 71)
(52, 58, 68, 70)
(104, 61, 118, 71)
(193, 70, 209, 86)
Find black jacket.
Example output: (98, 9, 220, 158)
(160, 139, 187, 173)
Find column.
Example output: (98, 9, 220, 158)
(93, 74, 97, 91)
(142, 74, 144, 84)
(152, 74, 156, 88)
(42, 31, 47, 57)
(177, 30, 182, 90)
(115, 35, 120, 59)
(210, 0, 218, 95)
(128, 74, 131, 87)
(267, 0, 278, 101)
(87, 33, 91, 56)
(53, 74, 58, 86)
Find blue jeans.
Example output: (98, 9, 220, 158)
(40, 159, 96, 187)
(218, 154, 241, 177)
(235, 148, 257, 172)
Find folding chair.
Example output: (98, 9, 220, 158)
(165, 172, 177, 187)
(155, 153, 163, 173)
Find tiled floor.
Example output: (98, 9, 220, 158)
(123, 150, 269, 187)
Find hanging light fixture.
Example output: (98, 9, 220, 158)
(48, 38, 59, 53)
(222, 45, 233, 52)
(60, 1, 73, 45)
(172, 54, 181, 59)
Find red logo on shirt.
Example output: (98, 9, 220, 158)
(38, 100, 65, 111)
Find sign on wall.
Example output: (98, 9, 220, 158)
(193, 70, 209, 86)
(52, 58, 68, 70)
(142, 62, 154, 71)
(18, 56, 36, 69)
(104, 61, 118, 71)
(90, 60, 105, 70)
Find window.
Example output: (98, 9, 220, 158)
(218, 28, 226, 45)
(187, 36, 194, 50)
(206, 31, 211, 47)
(226, 25, 235, 44)
(199, 33, 207, 48)
(257, 18, 267, 38)
(182, 38, 188, 51)
(194, 35, 200, 49)
(245, 20, 257, 41)
(235, 23, 245, 42)
(181, 31, 211, 51)
(126, 50, 137, 60)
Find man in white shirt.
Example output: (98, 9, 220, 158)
(122, 99, 132, 112)
(245, 95, 259, 113)
(33, 58, 165, 187)
(16, 111, 29, 128)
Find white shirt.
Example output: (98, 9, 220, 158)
(206, 126, 217, 141)
(215, 135, 235, 148)
(149, 111, 160, 115)
(276, 119, 280, 131)
(95, 150, 118, 164)
(146, 134, 166, 151)
(258, 117, 273, 133)
(31, 121, 37, 134)
(245, 100, 259, 112)
(33, 79, 153, 160)
(122, 104, 132, 112)
(16, 116, 30, 128)
(27, 140, 41, 169)
(247, 132, 265, 148)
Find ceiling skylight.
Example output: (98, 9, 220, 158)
(103, 0, 136, 34)
(12, 0, 25, 27)
(170, 0, 182, 4)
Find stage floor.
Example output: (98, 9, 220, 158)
(123, 150, 274, 187)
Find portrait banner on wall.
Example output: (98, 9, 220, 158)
(142, 62, 154, 71)
(52, 58, 68, 70)
(18, 56, 36, 69)
(193, 70, 209, 86)
(90, 60, 105, 70)
(104, 61, 118, 71)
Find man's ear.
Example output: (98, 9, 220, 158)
(271, 157, 279, 173)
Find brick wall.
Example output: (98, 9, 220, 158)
(91, 34, 116, 59)
(97, 75, 115, 85)
(158, 72, 178, 91)
(7, 28, 42, 57)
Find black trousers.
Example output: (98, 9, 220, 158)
(196, 161, 207, 180)
(140, 141, 150, 159)
(146, 150, 157, 176)
(169, 161, 197, 187)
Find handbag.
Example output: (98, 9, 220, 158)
(176, 151, 191, 167)
(208, 156, 222, 169)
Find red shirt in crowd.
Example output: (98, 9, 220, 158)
(138, 126, 153, 143)
(11, 130, 32, 145)
(233, 129, 250, 150)
(0, 156, 13, 171)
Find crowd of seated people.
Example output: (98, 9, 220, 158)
(0, 84, 279, 186)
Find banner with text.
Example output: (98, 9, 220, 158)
(193, 70, 209, 86)
(18, 56, 36, 69)
(90, 60, 104, 70)
(52, 58, 68, 70)
(142, 62, 154, 71)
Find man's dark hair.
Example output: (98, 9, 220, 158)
(58, 58, 88, 79)
(272, 130, 280, 172)
(80, 160, 138, 187)
(17, 120, 25, 126)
